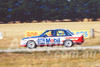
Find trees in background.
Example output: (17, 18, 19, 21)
(0, 0, 100, 23)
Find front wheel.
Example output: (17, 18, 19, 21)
(27, 40, 37, 49)
(64, 40, 73, 47)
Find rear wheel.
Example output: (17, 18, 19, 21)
(27, 40, 37, 49)
(64, 40, 73, 47)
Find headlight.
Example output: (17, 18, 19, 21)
(20, 40, 28, 45)
(21, 40, 27, 42)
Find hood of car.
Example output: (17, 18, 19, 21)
(31, 36, 40, 38)
(22, 36, 41, 40)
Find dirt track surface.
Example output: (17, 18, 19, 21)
(0, 46, 100, 52)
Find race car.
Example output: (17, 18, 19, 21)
(20, 29, 84, 49)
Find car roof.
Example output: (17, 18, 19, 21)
(47, 29, 67, 31)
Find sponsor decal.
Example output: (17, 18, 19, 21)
(38, 38, 60, 44)
(38, 38, 45, 44)
(25, 31, 43, 37)
(72, 30, 90, 38)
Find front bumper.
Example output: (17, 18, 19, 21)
(20, 45, 27, 47)
(20, 40, 27, 47)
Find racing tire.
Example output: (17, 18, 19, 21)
(27, 40, 37, 49)
(50, 45, 53, 47)
(64, 40, 73, 47)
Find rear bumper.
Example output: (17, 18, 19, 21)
(74, 39, 84, 45)
(75, 35, 84, 44)
(73, 37, 84, 45)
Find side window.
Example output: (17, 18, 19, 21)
(56, 30, 66, 36)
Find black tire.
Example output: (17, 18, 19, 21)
(27, 40, 37, 49)
(64, 40, 73, 47)
(50, 45, 53, 47)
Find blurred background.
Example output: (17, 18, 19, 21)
(0, 0, 100, 23)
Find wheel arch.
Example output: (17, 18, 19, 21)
(26, 40, 37, 47)
(63, 39, 74, 45)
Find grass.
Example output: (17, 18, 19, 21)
(0, 50, 100, 67)
(0, 22, 100, 36)
(0, 21, 100, 49)
(0, 21, 100, 67)
(82, 37, 100, 46)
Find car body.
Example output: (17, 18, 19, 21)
(20, 29, 84, 49)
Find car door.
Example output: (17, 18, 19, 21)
(44, 30, 59, 45)
(37, 30, 56, 45)
(55, 30, 68, 45)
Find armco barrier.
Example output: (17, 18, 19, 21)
(25, 31, 43, 37)
(25, 30, 90, 38)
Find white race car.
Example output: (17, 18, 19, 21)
(21, 29, 84, 49)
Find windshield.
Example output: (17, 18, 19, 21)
(40, 30, 54, 37)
